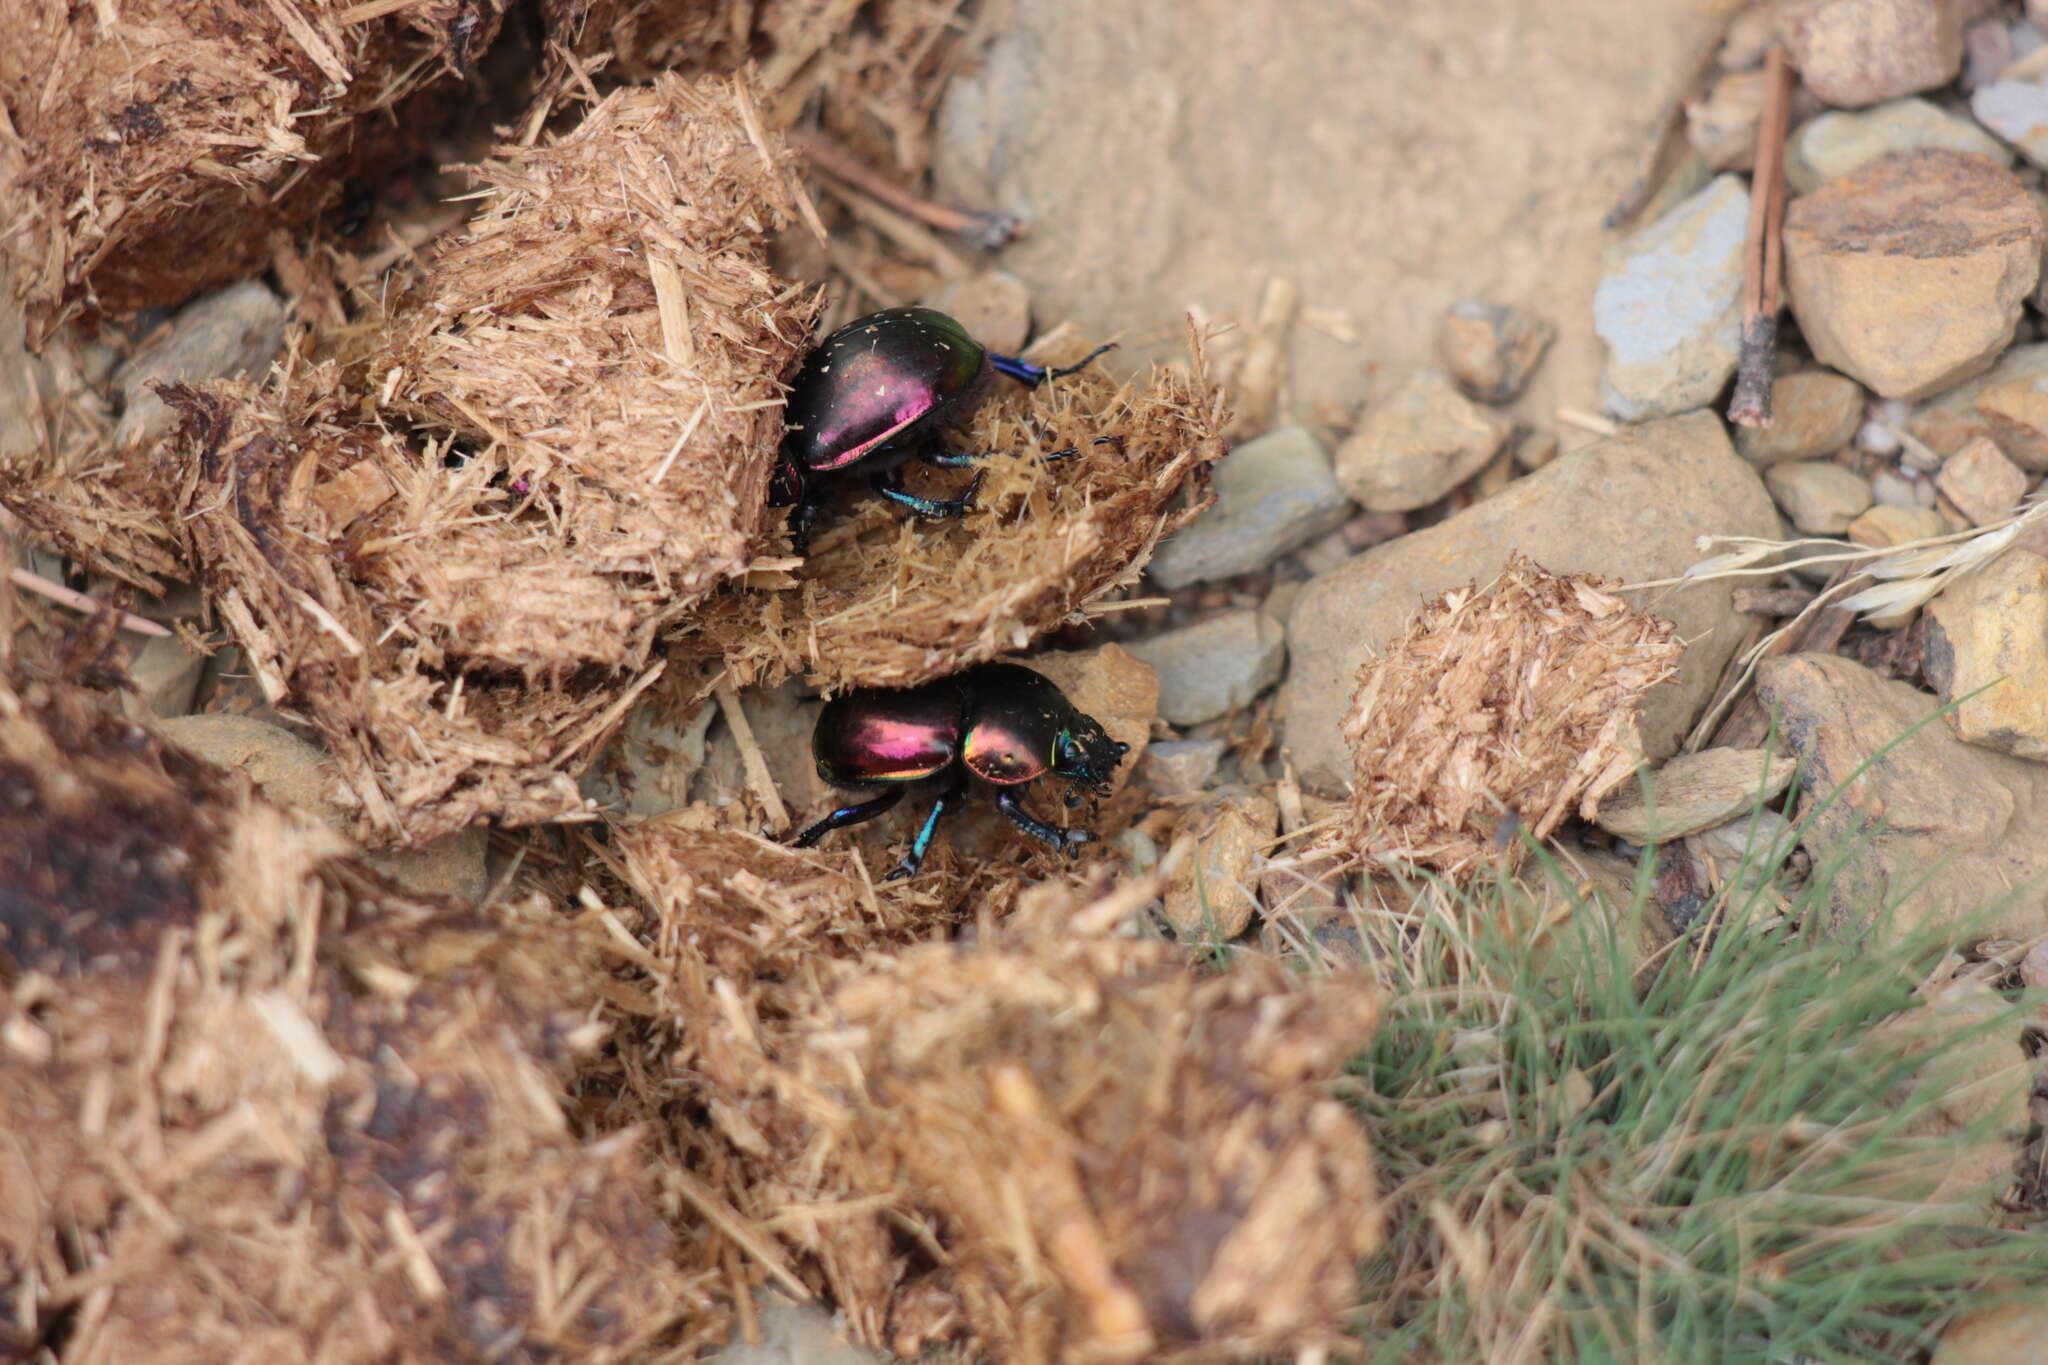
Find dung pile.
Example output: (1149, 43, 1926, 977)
(169, 73, 818, 845)
(0, 576, 721, 1363)
(1325, 555, 1685, 879)
(674, 327, 1227, 691)
(0, 0, 511, 343)
(587, 830, 1385, 1363)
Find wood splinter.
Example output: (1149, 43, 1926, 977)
(787, 127, 1024, 249)
(1727, 46, 1794, 429)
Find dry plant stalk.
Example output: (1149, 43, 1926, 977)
(171, 73, 818, 845)
(0, 0, 509, 343)
(1331, 556, 1684, 879)
(0, 611, 721, 1363)
(594, 827, 1382, 1363)
(1726, 45, 1793, 428)
(675, 329, 1228, 691)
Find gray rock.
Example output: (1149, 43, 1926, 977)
(1922, 547, 2048, 759)
(1970, 77, 2048, 168)
(1764, 460, 1874, 533)
(1756, 651, 2048, 945)
(1594, 747, 1797, 843)
(1595, 175, 1750, 421)
(708, 1297, 887, 1365)
(114, 279, 285, 448)
(1282, 412, 1780, 795)
(1148, 426, 1352, 588)
(1139, 737, 1226, 796)
(1334, 370, 1511, 512)
(1787, 97, 2013, 192)
(1734, 370, 1865, 464)
(1128, 609, 1286, 726)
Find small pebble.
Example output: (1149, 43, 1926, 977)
(1870, 466, 1936, 508)
(1936, 435, 2030, 525)
(1848, 503, 1948, 547)
(1734, 370, 1864, 465)
(1435, 300, 1555, 403)
(1856, 417, 1902, 457)
(1126, 609, 1286, 726)
(1334, 369, 1512, 511)
(1764, 460, 1874, 535)
(1138, 738, 1226, 797)
(1147, 426, 1353, 589)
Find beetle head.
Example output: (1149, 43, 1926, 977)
(1051, 715, 1130, 796)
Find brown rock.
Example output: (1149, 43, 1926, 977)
(1162, 789, 1278, 941)
(1594, 747, 1797, 844)
(1934, 1301, 2048, 1365)
(1756, 651, 2048, 944)
(1733, 370, 1864, 464)
(1774, 0, 1989, 108)
(1906, 342, 2048, 470)
(1334, 369, 1513, 512)
(1936, 435, 2030, 525)
(1764, 460, 1873, 533)
(1923, 548, 2048, 759)
(1435, 300, 1555, 403)
(1282, 413, 1780, 794)
(1866, 971, 2030, 1205)
(1783, 150, 2042, 400)
(1847, 502, 1948, 547)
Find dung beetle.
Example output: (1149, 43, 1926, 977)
(773, 306, 1115, 551)
(791, 662, 1129, 879)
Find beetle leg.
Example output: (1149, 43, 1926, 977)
(995, 788, 1093, 855)
(884, 782, 965, 881)
(791, 787, 905, 847)
(917, 444, 983, 470)
(987, 342, 1119, 390)
(871, 467, 984, 519)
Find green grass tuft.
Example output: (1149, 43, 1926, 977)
(1342, 840, 2046, 1364)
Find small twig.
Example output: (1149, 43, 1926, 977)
(1228, 277, 1299, 439)
(787, 127, 1023, 249)
(715, 680, 790, 832)
(1727, 46, 1794, 429)
(8, 567, 171, 637)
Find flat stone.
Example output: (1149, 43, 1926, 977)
(1126, 610, 1285, 726)
(1594, 747, 1797, 843)
(1775, 0, 1987, 108)
(1784, 150, 2041, 400)
(1138, 738, 1225, 797)
(1970, 77, 2048, 169)
(1334, 369, 1512, 512)
(1436, 300, 1555, 403)
(114, 280, 284, 448)
(1756, 651, 2048, 944)
(1026, 642, 1160, 795)
(709, 1296, 889, 1365)
(1907, 342, 2048, 468)
(1282, 412, 1781, 794)
(581, 699, 717, 821)
(1686, 806, 1800, 870)
(1937, 434, 2030, 524)
(1847, 502, 1949, 546)
(1148, 425, 1353, 588)
(1595, 174, 1750, 421)
(1787, 97, 2013, 192)
(918, 270, 1031, 354)
(1923, 548, 2048, 759)
(1866, 971, 2031, 1205)
(121, 631, 208, 720)
(1733, 370, 1865, 464)
(1764, 460, 1874, 533)
(1162, 788, 1278, 941)
(158, 713, 488, 899)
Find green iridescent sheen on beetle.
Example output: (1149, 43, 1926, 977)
(791, 662, 1128, 880)
(772, 306, 1114, 551)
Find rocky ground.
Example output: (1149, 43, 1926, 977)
(12, 1, 2048, 1360)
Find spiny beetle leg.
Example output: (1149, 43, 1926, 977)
(987, 342, 1118, 390)
(917, 444, 983, 470)
(996, 789, 1093, 855)
(791, 787, 904, 847)
(871, 467, 984, 519)
(884, 782, 965, 881)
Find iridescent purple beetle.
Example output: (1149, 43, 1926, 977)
(773, 306, 1114, 551)
(791, 662, 1129, 879)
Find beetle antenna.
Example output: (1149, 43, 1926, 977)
(988, 342, 1118, 390)
(1046, 342, 1117, 382)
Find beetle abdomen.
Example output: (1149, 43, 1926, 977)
(813, 681, 965, 786)
(783, 307, 988, 473)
